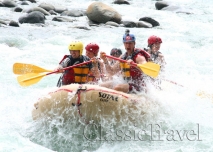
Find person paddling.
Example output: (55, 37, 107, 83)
(55, 41, 97, 87)
(108, 48, 122, 66)
(104, 48, 123, 80)
(145, 35, 166, 71)
(144, 35, 166, 88)
(85, 43, 106, 83)
(100, 29, 150, 93)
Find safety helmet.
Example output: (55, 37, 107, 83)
(85, 43, 99, 55)
(110, 48, 122, 56)
(148, 35, 162, 47)
(123, 29, 135, 43)
(68, 41, 83, 55)
(123, 34, 136, 43)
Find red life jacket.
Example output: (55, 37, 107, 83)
(59, 55, 92, 85)
(120, 48, 150, 80)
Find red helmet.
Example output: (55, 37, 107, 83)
(85, 43, 99, 54)
(148, 35, 162, 47)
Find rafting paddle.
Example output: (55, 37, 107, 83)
(17, 60, 93, 87)
(163, 79, 184, 87)
(105, 55, 160, 78)
(163, 79, 213, 100)
(13, 63, 52, 74)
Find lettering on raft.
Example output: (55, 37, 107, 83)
(99, 92, 118, 102)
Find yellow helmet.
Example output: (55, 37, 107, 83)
(68, 41, 83, 55)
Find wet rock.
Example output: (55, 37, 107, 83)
(0, 20, 7, 25)
(49, 10, 57, 15)
(19, 11, 45, 24)
(52, 16, 76, 22)
(54, 6, 68, 14)
(24, 7, 51, 15)
(61, 10, 84, 17)
(139, 17, 160, 27)
(86, 2, 121, 24)
(105, 21, 120, 27)
(20, 1, 29, 5)
(9, 20, 19, 27)
(121, 21, 137, 28)
(2, 0, 17, 7)
(88, 20, 99, 26)
(38, 3, 55, 11)
(137, 21, 152, 28)
(113, 0, 130, 5)
(155, 1, 169, 10)
(0, 2, 5, 7)
(27, 0, 36, 3)
(14, 6, 23, 12)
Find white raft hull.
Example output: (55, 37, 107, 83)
(32, 84, 146, 123)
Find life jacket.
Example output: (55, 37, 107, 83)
(60, 55, 92, 85)
(144, 48, 161, 62)
(120, 48, 150, 80)
(87, 58, 104, 82)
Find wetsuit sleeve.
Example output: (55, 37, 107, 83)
(60, 57, 70, 68)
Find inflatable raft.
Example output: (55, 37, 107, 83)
(32, 84, 147, 123)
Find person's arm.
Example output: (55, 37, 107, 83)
(100, 52, 120, 76)
(135, 54, 149, 74)
(105, 61, 120, 75)
(135, 54, 147, 64)
(98, 59, 110, 81)
(125, 54, 147, 72)
(99, 59, 105, 75)
(55, 57, 70, 73)
(89, 58, 101, 79)
(126, 54, 147, 65)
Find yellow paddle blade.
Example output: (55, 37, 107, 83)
(17, 73, 47, 87)
(13, 63, 52, 75)
(197, 91, 213, 100)
(137, 62, 160, 78)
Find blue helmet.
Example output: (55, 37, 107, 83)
(123, 33, 136, 43)
(123, 29, 136, 43)
(123, 29, 135, 42)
